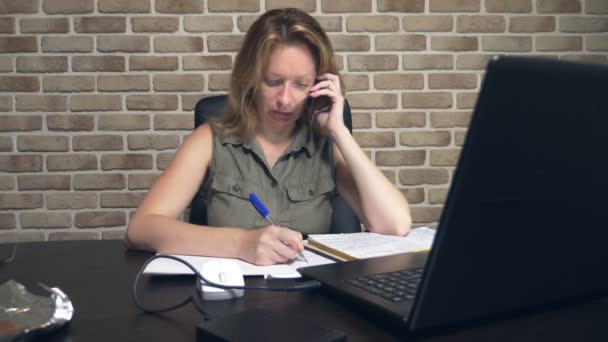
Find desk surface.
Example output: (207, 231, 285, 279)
(1, 240, 608, 342)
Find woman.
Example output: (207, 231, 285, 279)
(126, 8, 411, 265)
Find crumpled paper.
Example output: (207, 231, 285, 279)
(0, 280, 74, 341)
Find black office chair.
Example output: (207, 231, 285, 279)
(188, 95, 361, 233)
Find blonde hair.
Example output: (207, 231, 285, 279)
(209, 8, 342, 138)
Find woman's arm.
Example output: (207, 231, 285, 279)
(310, 74, 412, 236)
(125, 124, 304, 265)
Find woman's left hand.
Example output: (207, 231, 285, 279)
(309, 73, 346, 136)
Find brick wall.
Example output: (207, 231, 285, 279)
(0, 0, 607, 242)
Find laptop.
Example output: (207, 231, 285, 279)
(299, 56, 608, 333)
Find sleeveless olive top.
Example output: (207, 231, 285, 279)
(202, 124, 335, 234)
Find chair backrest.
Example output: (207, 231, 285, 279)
(189, 95, 361, 233)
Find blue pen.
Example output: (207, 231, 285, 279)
(248, 193, 308, 263)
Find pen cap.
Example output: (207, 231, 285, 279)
(248, 193, 270, 217)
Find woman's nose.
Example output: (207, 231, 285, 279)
(277, 84, 292, 106)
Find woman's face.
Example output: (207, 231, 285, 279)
(257, 43, 317, 130)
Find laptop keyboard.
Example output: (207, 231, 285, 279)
(345, 268, 423, 302)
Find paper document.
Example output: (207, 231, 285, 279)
(307, 226, 436, 260)
(143, 248, 333, 278)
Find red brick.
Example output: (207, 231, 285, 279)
(267, 0, 316, 12)
(20, 17, 69, 33)
(321, 0, 372, 13)
(101, 154, 153, 170)
(73, 135, 124, 151)
(128, 173, 160, 190)
(374, 74, 424, 90)
(0, 115, 42, 132)
(155, 36, 204, 52)
(399, 131, 451, 146)
(403, 15, 453, 32)
(18, 175, 70, 190)
(456, 15, 506, 33)
(403, 54, 453, 70)
(184, 15, 232, 32)
(0, 37, 37, 53)
(127, 134, 180, 150)
(16, 95, 68, 111)
(347, 93, 398, 109)
(430, 111, 472, 128)
(0, 193, 43, 209)
(43, 0, 94, 14)
(129, 56, 178, 71)
(132, 17, 180, 32)
(126, 95, 178, 111)
(154, 114, 194, 130)
(183, 55, 232, 70)
(47, 115, 95, 131)
(353, 132, 395, 147)
(42, 36, 93, 52)
(46, 192, 97, 209)
(348, 55, 399, 71)
(486, 0, 532, 13)
(402, 92, 452, 109)
(428, 188, 449, 204)
(17, 135, 69, 152)
(376, 112, 426, 128)
(74, 16, 126, 33)
(73, 174, 126, 190)
(99, 0, 151, 13)
(537, 0, 581, 13)
(430, 148, 461, 166)
(510, 16, 556, 33)
(428, 73, 478, 89)
(100, 192, 146, 208)
(47, 154, 97, 171)
(0, 17, 15, 33)
(430, 0, 480, 12)
(72, 56, 125, 72)
(399, 168, 450, 185)
(156, 0, 205, 13)
(330, 34, 370, 52)
(431, 36, 479, 51)
(342, 74, 369, 91)
(375, 34, 426, 51)
(17, 56, 68, 73)
(0, 76, 39, 92)
(98, 36, 149, 52)
(0, 213, 16, 229)
(346, 15, 399, 32)
(43, 75, 95, 92)
(482, 36, 532, 52)
(75, 211, 127, 228)
(411, 207, 443, 223)
(153, 74, 204, 92)
(376, 150, 426, 166)
(21, 212, 72, 228)
(378, 0, 424, 12)
(98, 114, 151, 131)
(0, 0, 39, 14)
(207, 35, 244, 52)
(70, 95, 122, 112)
(0, 137, 11, 151)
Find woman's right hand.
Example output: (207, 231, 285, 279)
(240, 225, 305, 265)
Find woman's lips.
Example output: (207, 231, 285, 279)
(271, 110, 292, 121)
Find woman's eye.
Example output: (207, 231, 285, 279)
(295, 83, 309, 89)
(264, 80, 281, 86)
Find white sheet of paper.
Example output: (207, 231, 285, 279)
(143, 248, 334, 278)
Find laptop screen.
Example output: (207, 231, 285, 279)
(410, 56, 608, 330)
(300, 56, 608, 333)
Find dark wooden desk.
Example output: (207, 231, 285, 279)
(1, 240, 608, 342)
